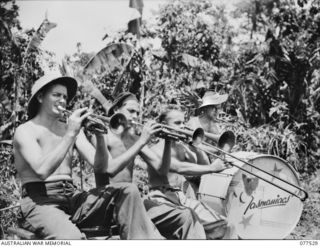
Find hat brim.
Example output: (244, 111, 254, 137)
(199, 94, 228, 109)
(108, 92, 137, 116)
(27, 76, 78, 119)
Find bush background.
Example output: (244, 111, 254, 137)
(1, 0, 320, 239)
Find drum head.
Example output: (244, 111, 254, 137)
(224, 153, 303, 239)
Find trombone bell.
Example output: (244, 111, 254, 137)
(192, 128, 205, 145)
(202, 130, 236, 152)
(217, 131, 236, 152)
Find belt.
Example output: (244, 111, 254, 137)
(22, 180, 76, 198)
(149, 185, 181, 193)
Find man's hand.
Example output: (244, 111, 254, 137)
(83, 117, 107, 135)
(67, 107, 91, 137)
(209, 158, 231, 173)
(139, 121, 161, 145)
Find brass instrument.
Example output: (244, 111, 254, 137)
(152, 124, 308, 202)
(57, 106, 127, 134)
(156, 124, 235, 152)
(195, 142, 308, 201)
(81, 112, 308, 202)
(183, 126, 236, 152)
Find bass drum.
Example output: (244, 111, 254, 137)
(198, 151, 304, 239)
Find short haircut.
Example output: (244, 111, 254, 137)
(108, 92, 138, 116)
(158, 105, 184, 123)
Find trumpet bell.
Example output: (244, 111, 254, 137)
(109, 113, 128, 134)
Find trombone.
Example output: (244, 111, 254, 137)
(57, 106, 127, 134)
(156, 124, 308, 202)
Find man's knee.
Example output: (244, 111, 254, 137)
(173, 208, 206, 239)
(176, 208, 198, 225)
(104, 182, 140, 196)
(116, 183, 140, 197)
(205, 220, 228, 240)
(39, 225, 84, 240)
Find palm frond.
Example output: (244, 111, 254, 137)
(83, 43, 136, 97)
(25, 11, 57, 54)
(176, 90, 202, 109)
(83, 43, 135, 76)
(59, 58, 74, 77)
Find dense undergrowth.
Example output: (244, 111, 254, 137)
(1, 0, 320, 239)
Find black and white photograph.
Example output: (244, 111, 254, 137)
(0, 0, 319, 242)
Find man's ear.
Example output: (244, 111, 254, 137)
(113, 106, 119, 113)
(36, 93, 43, 104)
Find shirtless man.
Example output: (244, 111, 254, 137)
(92, 92, 206, 239)
(185, 91, 231, 195)
(13, 74, 162, 239)
(187, 91, 228, 136)
(149, 105, 229, 239)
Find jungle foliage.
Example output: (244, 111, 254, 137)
(1, 0, 320, 238)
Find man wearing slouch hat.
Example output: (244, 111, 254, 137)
(187, 90, 229, 136)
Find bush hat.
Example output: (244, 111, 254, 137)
(108, 92, 138, 116)
(27, 73, 78, 119)
(199, 91, 228, 109)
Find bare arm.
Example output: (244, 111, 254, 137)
(91, 121, 161, 176)
(93, 133, 109, 187)
(170, 157, 227, 175)
(92, 134, 147, 177)
(160, 139, 172, 175)
(76, 127, 111, 187)
(187, 144, 210, 165)
(14, 108, 90, 180)
(76, 130, 108, 170)
(140, 138, 171, 175)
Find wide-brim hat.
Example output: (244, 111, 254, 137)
(108, 92, 137, 116)
(199, 91, 228, 109)
(27, 73, 78, 119)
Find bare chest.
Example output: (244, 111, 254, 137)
(173, 142, 196, 162)
(107, 132, 129, 158)
(201, 121, 220, 135)
(36, 127, 71, 154)
(171, 144, 186, 161)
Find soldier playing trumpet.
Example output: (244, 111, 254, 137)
(91, 92, 207, 239)
(13, 74, 163, 239)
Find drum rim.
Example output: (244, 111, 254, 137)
(247, 154, 301, 186)
(228, 153, 304, 239)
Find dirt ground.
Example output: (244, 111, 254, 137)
(288, 176, 320, 240)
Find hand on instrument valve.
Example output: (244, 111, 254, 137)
(139, 121, 162, 145)
(66, 107, 92, 137)
(83, 117, 106, 135)
(209, 158, 230, 173)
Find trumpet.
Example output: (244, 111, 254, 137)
(156, 124, 235, 152)
(57, 106, 127, 133)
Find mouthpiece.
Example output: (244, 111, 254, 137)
(57, 105, 67, 112)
